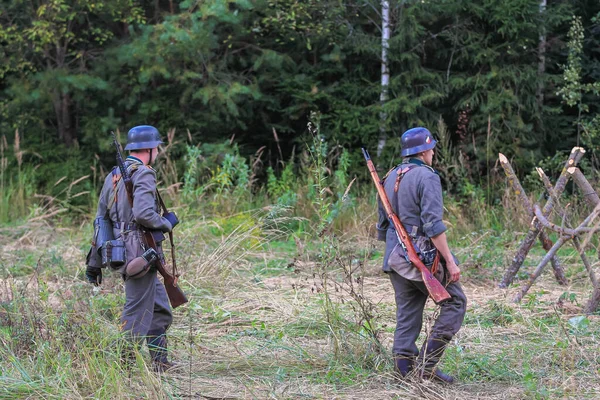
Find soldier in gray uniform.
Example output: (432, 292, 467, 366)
(85, 125, 180, 372)
(376, 127, 466, 383)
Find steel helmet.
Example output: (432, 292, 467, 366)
(124, 125, 163, 150)
(400, 127, 437, 157)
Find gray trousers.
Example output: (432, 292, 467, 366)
(121, 270, 173, 344)
(389, 270, 466, 357)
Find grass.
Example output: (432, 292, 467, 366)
(2, 126, 600, 398)
(1, 201, 600, 399)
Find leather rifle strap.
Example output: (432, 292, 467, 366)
(155, 190, 178, 281)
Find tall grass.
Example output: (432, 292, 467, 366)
(2, 187, 598, 398)
(0, 130, 38, 222)
(0, 130, 94, 224)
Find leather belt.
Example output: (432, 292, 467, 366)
(114, 222, 139, 230)
(391, 225, 423, 238)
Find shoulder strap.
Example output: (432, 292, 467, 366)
(391, 163, 420, 213)
(381, 164, 400, 184)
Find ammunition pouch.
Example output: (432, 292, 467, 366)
(101, 240, 127, 269)
(150, 230, 165, 244)
(125, 247, 159, 279)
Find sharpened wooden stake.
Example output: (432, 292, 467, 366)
(499, 147, 585, 288)
(516, 171, 600, 309)
(500, 149, 600, 313)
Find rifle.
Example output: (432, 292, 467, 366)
(112, 132, 188, 308)
(362, 148, 450, 304)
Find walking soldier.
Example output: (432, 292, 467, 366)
(376, 127, 467, 383)
(85, 125, 180, 372)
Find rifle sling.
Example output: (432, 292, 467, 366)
(155, 190, 179, 282)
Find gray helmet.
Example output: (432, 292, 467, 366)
(124, 125, 163, 150)
(400, 127, 437, 157)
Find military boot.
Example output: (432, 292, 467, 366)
(417, 338, 454, 384)
(393, 355, 414, 378)
(147, 334, 179, 373)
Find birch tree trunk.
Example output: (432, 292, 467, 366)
(377, 0, 390, 158)
(536, 0, 547, 111)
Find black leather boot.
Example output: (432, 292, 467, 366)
(394, 356, 414, 378)
(417, 338, 454, 384)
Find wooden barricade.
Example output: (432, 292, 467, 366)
(499, 148, 600, 313)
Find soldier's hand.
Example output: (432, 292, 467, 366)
(85, 266, 102, 286)
(445, 261, 460, 283)
(163, 212, 179, 230)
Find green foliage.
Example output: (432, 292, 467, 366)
(434, 117, 469, 194)
(0, 0, 599, 217)
(0, 0, 145, 147)
(182, 144, 203, 201)
(209, 213, 260, 238)
(179, 140, 253, 211)
(557, 15, 600, 166)
(266, 164, 297, 207)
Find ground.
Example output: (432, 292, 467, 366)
(1, 221, 599, 399)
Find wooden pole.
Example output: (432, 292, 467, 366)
(516, 203, 600, 302)
(529, 202, 600, 309)
(568, 167, 600, 208)
(537, 169, 599, 286)
(566, 167, 600, 313)
(584, 286, 600, 314)
(514, 236, 567, 302)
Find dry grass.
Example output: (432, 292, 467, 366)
(1, 214, 600, 399)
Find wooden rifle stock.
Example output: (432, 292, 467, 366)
(362, 148, 450, 304)
(144, 230, 188, 308)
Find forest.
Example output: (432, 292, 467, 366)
(1, 1, 600, 399)
(0, 0, 599, 216)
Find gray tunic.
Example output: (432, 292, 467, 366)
(88, 158, 173, 268)
(376, 159, 447, 281)
(99, 159, 172, 236)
